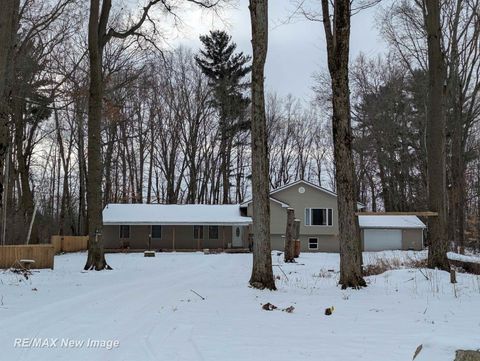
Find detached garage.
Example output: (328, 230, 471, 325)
(358, 215, 426, 251)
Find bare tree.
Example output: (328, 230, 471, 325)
(85, 0, 220, 270)
(320, 0, 366, 288)
(424, 0, 450, 270)
(248, 0, 276, 290)
(85, 0, 165, 270)
(379, 0, 480, 253)
(0, 0, 19, 241)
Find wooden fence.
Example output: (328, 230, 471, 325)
(0, 245, 54, 269)
(51, 236, 89, 253)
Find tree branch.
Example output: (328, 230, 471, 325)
(321, 0, 334, 67)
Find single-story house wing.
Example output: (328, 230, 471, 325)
(103, 204, 252, 250)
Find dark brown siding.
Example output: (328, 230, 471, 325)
(103, 224, 239, 250)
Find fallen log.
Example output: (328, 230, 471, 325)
(449, 259, 480, 275)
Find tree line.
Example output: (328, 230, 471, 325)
(0, 1, 327, 244)
(0, 0, 478, 289)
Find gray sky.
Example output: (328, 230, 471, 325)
(169, 1, 388, 101)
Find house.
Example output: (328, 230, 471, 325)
(102, 204, 251, 250)
(102, 180, 426, 252)
(240, 179, 426, 252)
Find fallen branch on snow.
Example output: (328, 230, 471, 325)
(190, 289, 205, 300)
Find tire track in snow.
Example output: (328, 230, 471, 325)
(0, 254, 217, 361)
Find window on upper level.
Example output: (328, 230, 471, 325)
(305, 208, 333, 226)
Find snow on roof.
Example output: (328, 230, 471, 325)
(447, 252, 480, 264)
(358, 215, 426, 229)
(240, 197, 290, 208)
(103, 204, 252, 226)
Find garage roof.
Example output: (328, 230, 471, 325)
(358, 215, 426, 229)
(103, 204, 252, 226)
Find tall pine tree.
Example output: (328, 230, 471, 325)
(195, 30, 251, 204)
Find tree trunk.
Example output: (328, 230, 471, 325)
(14, 113, 34, 241)
(103, 124, 116, 205)
(77, 100, 88, 236)
(146, 120, 155, 204)
(84, 0, 110, 270)
(425, 0, 449, 271)
(248, 0, 276, 290)
(0, 0, 19, 211)
(448, 1, 465, 255)
(284, 208, 295, 262)
(321, 0, 366, 288)
(221, 133, 230, 204)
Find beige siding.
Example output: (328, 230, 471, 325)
(271, 182, 339, 237)
(270, 234, 339, 253)
(270, 234, 285, 251)
(301, 235, 340, 252)
(247, 182, 341, 251)
(247, 181, 425, 253)
(246, 201, 288, 237)
(270, 202, 289, 234)
(270, 234, 340, 252)
(401, 229, 424, 250)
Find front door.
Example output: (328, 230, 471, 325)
(232, 226, 243, 248)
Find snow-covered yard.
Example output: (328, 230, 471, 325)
(1, 251, 479, 361)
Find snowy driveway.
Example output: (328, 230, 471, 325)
(0, 251, 479, 361)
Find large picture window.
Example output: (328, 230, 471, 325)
(120, 225, 130, 238)
(193, 225, 204, 240)
(305, 208, 333, 226)
(151, 225, 162, 239)
(208, 226, 219, 240)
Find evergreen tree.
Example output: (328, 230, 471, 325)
(195, 30, 251, 204)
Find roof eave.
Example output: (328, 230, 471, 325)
(360, 225, 426, 229)
(103, 221, 252, 226)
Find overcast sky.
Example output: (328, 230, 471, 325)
(163, 1, 388, 101)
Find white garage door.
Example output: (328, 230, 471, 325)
(364, 229, 402, 251)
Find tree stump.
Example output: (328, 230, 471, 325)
(450, 268, 457, 284)
(284, 208, 295, 262)
(455, 350, 480, 361)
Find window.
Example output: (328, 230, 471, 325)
(151, 225, 162, 239)
(209, 226, 219, 240)
(120, 225, 130, 239)
(308, 238, 318, 250)
(305, 208, 333, 226)
(193, 225, 204, 240)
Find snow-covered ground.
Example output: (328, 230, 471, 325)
(1, 251, 479, 361)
